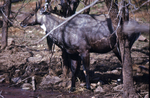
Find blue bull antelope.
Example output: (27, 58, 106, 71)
(20, 2, 147, 91)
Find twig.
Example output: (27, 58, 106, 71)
(14, 0, 32, 19)
(32, 76, 36, 91)
(10, 76, 31, 87)
(36, 0, 99, 44)
(129, 0, 150, 12)
(0, 91, 4, 98)
(108, 0, 113, 16)
(1, 8, 26, 31)
(1, 8, 13, 24)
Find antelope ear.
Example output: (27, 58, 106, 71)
(36, 2, 38, 10)
(38, 0, 42, 8)
(38, 1, 41, 8)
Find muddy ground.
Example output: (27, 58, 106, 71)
(0, 24, 149, 98)
(0, 1, 149, 98)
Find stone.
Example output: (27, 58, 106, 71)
(22, 83, 32, 90)
(111, 70, 119, 74)
(8, 38, 15, 46)
(11, 77, 21, 83)
(113, 84, 123, 91)
(28, 54, 42, 63)
(61, 81, 67, 87)
(138, 35, 148, 42)
(66, 81, 71, 89)
(144, 94, 149, 98)
(94, 86, 105, 93)
(0, 75, 5, 83)
(97, 80, 104, 86)
(80, 83, 85, 87)
(90, 83, 97, 89)
(106, 69, 119, 74)
(14, 69, 20, 77)
(90, 58, 97, 64)
(40, 75, 62, 86)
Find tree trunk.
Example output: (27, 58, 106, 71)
(104, 0, 119, 27)
(83, 0, 90, 14)
(117, 31, 138, 98)
(104, 0, 138, 97)
(1, 0, 11, 49)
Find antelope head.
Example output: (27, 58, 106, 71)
(20, 1, 45, 27)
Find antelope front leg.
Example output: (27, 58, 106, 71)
(80, 50, 91, 90)
(70, 54, 81, 92)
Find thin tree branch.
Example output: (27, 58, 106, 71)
(131, 0, 150, 12)
(1, 8, 13, 24)
(14, 0, 31, 19)
(0, 91, 4, 98)
(1, 8, 25, 30)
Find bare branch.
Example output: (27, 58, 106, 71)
(131, 0, 150, 12)
(13, 0, 32, 19)
(1, 8, 25, 30)
(0, 91, 4, 98)
(1, 8, 13, 24)
(108, 0, 113, 16)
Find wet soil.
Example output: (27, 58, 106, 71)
(0, 27, 149, 98)
(1, 83, 93, 98)
(0, 1, 149, 98)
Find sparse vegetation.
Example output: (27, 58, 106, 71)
(0, 0, 149, 97)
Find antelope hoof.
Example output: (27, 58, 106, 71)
(86, 86, 91, 90)
(70, 87, 75, 92)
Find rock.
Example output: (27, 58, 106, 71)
(80, 83, 85, 87)
(97, 80, 104, 86)
(94, 86, 105, 93)
(40, 75, 62, 88)
(22, 83, 32, 90)
(60, 81, 67, 87)
(28, 54, 42, 63)
(0, 78, 5, 83)
(113, 84, 123, 91)
(90, 83, 97, 89)
(66, 81, 71, 89)
(138, 35, 148, 42)
(2, 73, 10, 83)
(11, 77, 21, 83)
(111, 70, 119, 74)
(106, 69, 119, 74)
(59, 80, 71, 89)
(14, 69, 20, 77)
(8, 38, 15, 46)
(0, 75, 5, 83)
(144, 94, 149, 98)
(90, 58, 97, 64)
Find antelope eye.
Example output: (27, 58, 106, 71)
(31, 13, 34, 16)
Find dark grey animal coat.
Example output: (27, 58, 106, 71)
(20, 7, 140, 91)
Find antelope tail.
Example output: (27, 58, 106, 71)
(123, 20, 150, 35)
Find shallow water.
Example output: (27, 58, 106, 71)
(0, 83, 89, 98)
(0, 83, 63, 98)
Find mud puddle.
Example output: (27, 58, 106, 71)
(0, 83, 86, 98)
